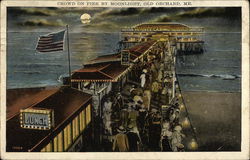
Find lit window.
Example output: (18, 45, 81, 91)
(67, 123, 72, 147)
(53, 136, 58, 152)
(63, 127, 68, 151)
(79, 112, 83, 132)
(57, 132, 63, 152)
(45, 142, 52, 152)
(76, 116, 80, 138)
(83, 110, 86, 130)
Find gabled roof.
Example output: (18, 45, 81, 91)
(129, 40, 156, 58)
(85, 53, 121, 65)
(71, 62, 129, 82)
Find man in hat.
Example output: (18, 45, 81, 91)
(130, 85, 137, 98)
(158, 69, 163, 83)
(120, 107, 129, 128)
(171, 125, 185, 152)
(128, 98, 136, 109)
(103, 98, 113, 135)
(142, 90, 151, 111)
(151, 80, 161, 103)
(126, 124, 141, 152)
(133, 94, 143, 106)
(148, 111, 162, 151)
(116, 92, 124, 110)
(168, 108, 176, 125)
(173, 108, 180, 126)
(112, 126, 129, 152)
(103, 98, 112, 114)
(128, 106, 139, 128)
(103, 110, 112, 136)
(138, 105, 148, 134)
(161, 121, 172, 151)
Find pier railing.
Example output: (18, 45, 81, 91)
(121, 27, 204, 33)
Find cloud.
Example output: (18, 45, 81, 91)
(8, 8, 57, 16)
(97, 8, 141, 17)
(153, 15, 174, 22)
(154, 7, 241, 22)
(85, 21, 120, 31)
(176, 8, 225, 18)
(18, 19, 65, 26)
(140, 7, 186, 14)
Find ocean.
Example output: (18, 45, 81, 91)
(7, 19, 241, 92)
(176, 32, 241, 92)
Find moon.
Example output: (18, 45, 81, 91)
(80, 13, 91, 24)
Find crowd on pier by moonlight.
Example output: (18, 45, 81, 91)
(100, 41, 197, 152)
(6, 22, 203, 152)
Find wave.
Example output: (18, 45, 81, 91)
(12, 63, 64, 68)
(57, 73, 69, 83)
(14, 71, 41, 74)
(211, 50, 240, 52)
(177, 73, 241, 80)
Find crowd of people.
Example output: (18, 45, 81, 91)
(101, 43, 186, 152)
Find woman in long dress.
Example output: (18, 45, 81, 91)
(140, 73, 146, 88)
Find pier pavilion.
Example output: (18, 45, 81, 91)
(121, 22, 205, 54)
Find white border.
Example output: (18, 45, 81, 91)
(0, 0, 249, 160)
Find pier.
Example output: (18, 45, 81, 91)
(70, 22, 204, 151)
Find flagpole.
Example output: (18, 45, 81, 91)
(66, 25, 72, 87)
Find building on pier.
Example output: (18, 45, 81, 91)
(71, 40, 157, 114)
(121, 22, 205, 54)
(70, 40, 163, 144)
(6, 87, 92, 152)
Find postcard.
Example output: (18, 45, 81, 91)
(0, 0, 249, 159)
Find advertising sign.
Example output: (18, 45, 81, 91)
(121, 50, 130, 65)
(20, 108, 54, 130)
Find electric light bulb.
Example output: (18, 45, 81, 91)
(188, 138, 198, 150)
(180, 104, 185, 111)
(182, 117, 190, 128)
(176, 84, 179, 88)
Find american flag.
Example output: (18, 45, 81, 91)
(36, 30, 66, 53)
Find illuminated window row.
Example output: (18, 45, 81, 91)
(41, 104, 91, 152)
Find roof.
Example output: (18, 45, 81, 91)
(129, 40, 156, 58)
(71, 40, 156, 82)
(85, 53, 121, 65)
(71, 62, 129, 82)
(134, 22, 190, 31)
(6, 86, 92, 151)
(7, 87, 59, 120)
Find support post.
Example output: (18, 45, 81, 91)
(66, 25, 72, 87)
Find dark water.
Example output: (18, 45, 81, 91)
(7, 32, 120, 88)
(176, 32, 241, 92)
(7, 19, 241, 92)
(7, 31, 241, 92)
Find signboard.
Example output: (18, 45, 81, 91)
(121, 50, 130, 65)
(20, 108, 54, 130)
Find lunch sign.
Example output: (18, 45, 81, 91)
(20, 108, 54, 130)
